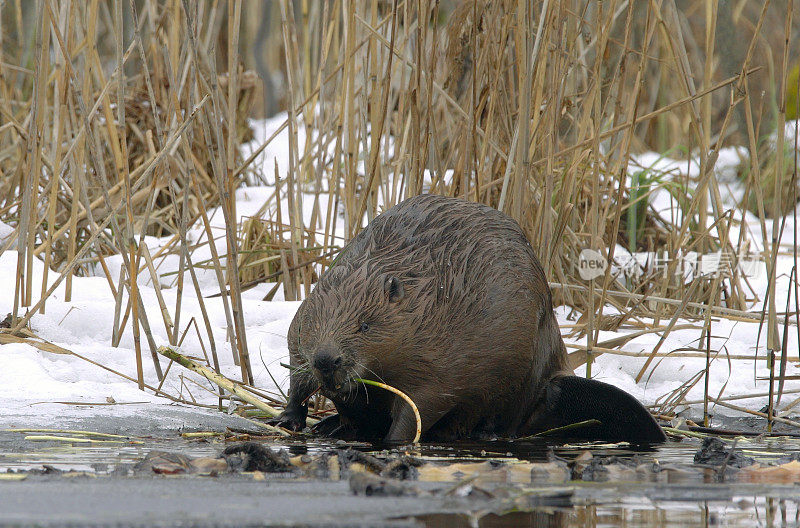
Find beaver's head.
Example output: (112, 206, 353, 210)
(289, 264, 412, 397)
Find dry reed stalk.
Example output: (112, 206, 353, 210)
(179, 57, 237, 380)
(140, 243, 174, 339)
(712, 399, 800, 430)
(566, 343, 800, 363)
(672, 388, 800, 409)
(354, 1, 397, 227)
(224, 0, 253, 385)
(552, 282, 798, 326)
(13, 0, 44, 318)
(169, 178, 223, 409)
(584, 0, 640, 377)
(278, 0, 303, 303)
(765, 0, 794, 430)
(111, 0, 144, 390)
(181, 0, 253, 383)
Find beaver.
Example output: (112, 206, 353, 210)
(271, 194, 666, 444)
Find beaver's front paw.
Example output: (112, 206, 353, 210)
(311, 414, 342, 436)
(268, 408, 307, 432)
(311, 414, 360, 440)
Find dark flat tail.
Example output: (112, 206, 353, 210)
(528, 375, 667, 443)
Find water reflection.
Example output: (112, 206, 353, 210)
(408, 497, 799, 528)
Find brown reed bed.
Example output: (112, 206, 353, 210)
(1, 0, 799, 430)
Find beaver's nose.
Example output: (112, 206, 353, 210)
(313, 346, 342, 375)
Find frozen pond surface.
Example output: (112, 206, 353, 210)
(1, 406, 799, 527)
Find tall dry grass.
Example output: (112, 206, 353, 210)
(1, 0, 798, 428)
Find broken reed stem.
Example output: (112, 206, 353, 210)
(224, 0, 254, 385)
(156, 345, 290, 435)
(5, 428, 135, 439)
(766, 0, 794, 433)
(24, 435, 143, 445)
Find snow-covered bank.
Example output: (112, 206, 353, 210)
(1, 114, 799, 428)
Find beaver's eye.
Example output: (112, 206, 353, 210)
(359, 322, 370, 333)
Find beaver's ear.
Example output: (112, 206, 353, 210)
(384, 275, 404, 303)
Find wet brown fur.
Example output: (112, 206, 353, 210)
(280, 195, 572, 442)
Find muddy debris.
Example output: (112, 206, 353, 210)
(338, 448, 423, 479)
(133, 451, 227, 476)
(693, 437, 755, 468)
(349, 471, 420, 497)
(17, 464, 64, 476)
(221, 442, 295, 473)
(571, 451, 641, 482)
(440, 477, 496, 499)
(574, 452, 640, 482)
(569, 450, 694, 483)
(127, 442, 707, 483)
(28, 438, 800, 487)
(740, 459, 800, 483)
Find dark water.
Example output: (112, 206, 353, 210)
(389, 437, 800, 527)
(2, 430, 800, 527)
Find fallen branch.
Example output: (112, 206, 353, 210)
(157, 346, 302, 433)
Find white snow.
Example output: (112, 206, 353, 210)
(1, 115, 799, 430)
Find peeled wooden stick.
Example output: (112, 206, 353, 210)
(5, 428, 132, 439)
(24, 435, 143, 445)
(355, 378, 421, 443)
